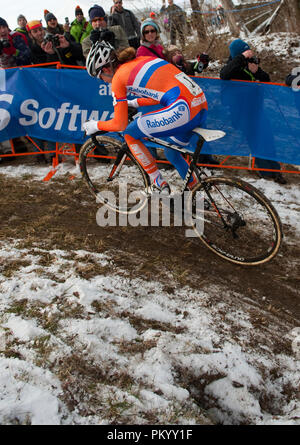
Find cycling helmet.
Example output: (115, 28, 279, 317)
(86, 40, 115, 78)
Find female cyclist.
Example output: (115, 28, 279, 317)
(83, 41, 208, 192)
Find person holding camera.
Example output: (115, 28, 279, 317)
(81, 5, 128, 59)
(0, 17, 31, 68)
(44, 11, 65, 37)
(220, 40, 269, 82)
(220, 39, 286, 184)
(27, 19, 83, 66)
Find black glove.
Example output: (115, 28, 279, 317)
(0, 39, 11, 55)
(90, 28, 101, 44)
(99, 30, 115, 47)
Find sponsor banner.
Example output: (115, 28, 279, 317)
(0, 67, 300, 164)
(197, 77, 300, 165)
(0, 67, 114, 144)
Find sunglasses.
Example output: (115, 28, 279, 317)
(144, 29, 156, 35)
(114, 1, 122, 4)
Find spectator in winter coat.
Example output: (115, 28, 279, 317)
(82, 4, 128, 59)
(166, 44, 209, 76)
(0, 16, 32, 164)
(44, 11, 65, 36)
(108, 1, 141, 49)
(15, 14, 30, 41)
(27, 20, 48, 64)
(160, 0, 186, 48)
(0, 17, 31, 68)
(70, 5, 93, 44)
(220, 39, 287, 184)
(136, 18, 165, 58)
(27, 19, 83, 67)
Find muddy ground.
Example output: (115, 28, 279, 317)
(1, 159, 299, 329)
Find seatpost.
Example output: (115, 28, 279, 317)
(192, 135, 205, 164)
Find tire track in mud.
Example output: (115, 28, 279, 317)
(0, 173, 299, 325)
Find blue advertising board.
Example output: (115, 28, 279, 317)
(0, 67, 299, 164)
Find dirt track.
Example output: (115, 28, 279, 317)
(1, 165, 299, 328)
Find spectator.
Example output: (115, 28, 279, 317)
(70, 5, 92, 44)
(27, 20, 48, 64)
(0, 17, 31, 163)
(25, 19, 61, 163)
(160, 0, 186, 48)
(166, 44, 209, 76)
(82, 4, 128, 59)
(220, 39, 287, 184)
(108, 1, 141, 49)
(27, 13, 83, 65)
(44, 11, 65, 36)
(136, 18, 165, 58)
(0, 17, 31, 68)
(137, 23, 209, 77)
(15, 14, 30, 41)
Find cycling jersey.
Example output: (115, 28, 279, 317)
(97, 56, 208, 183)
(98, 56, 207, 133)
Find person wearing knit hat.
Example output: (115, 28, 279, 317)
(44, 12, 57, 24)
(15, 14, 29, 40)
(81, 5, 128, 59)
(26, 20, 43, 32)
(136, 18, 164, 58)
(70, 5, 93, 43)
(0, 17, 8, 28)
(229, 39, 250, 59)
(75, 6, 84, 17)
(140, 18, 160, 35)
(43, 11, 66, 36)
(17, 14, 27, 25)
(0, 16, 32, 68)
(88, 4, 107, 23)
(220, 39, 287, 184)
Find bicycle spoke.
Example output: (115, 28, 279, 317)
(189, 177, 282, 265)
(79, 136, 150, 214)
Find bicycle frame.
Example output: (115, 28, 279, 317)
(92, 130, 207, 194)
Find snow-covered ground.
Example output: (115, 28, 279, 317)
(0, 160, 299, 425)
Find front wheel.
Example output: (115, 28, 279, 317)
(187, 177, 283, 266)
(79, 135, 151, 214)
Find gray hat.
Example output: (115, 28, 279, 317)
(45, 12, 57, 23)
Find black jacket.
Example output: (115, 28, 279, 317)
(220, 54, 270, 82)
(29, 38, 83, 66)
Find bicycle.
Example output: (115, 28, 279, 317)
(79, 119, 283, 266)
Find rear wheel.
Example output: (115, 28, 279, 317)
(79, 135, 151, 214)
(187, 177, 283, 266)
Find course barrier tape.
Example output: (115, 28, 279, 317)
(166, 0, 281, 15)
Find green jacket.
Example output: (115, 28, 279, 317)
(70, 18, 93, 43)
